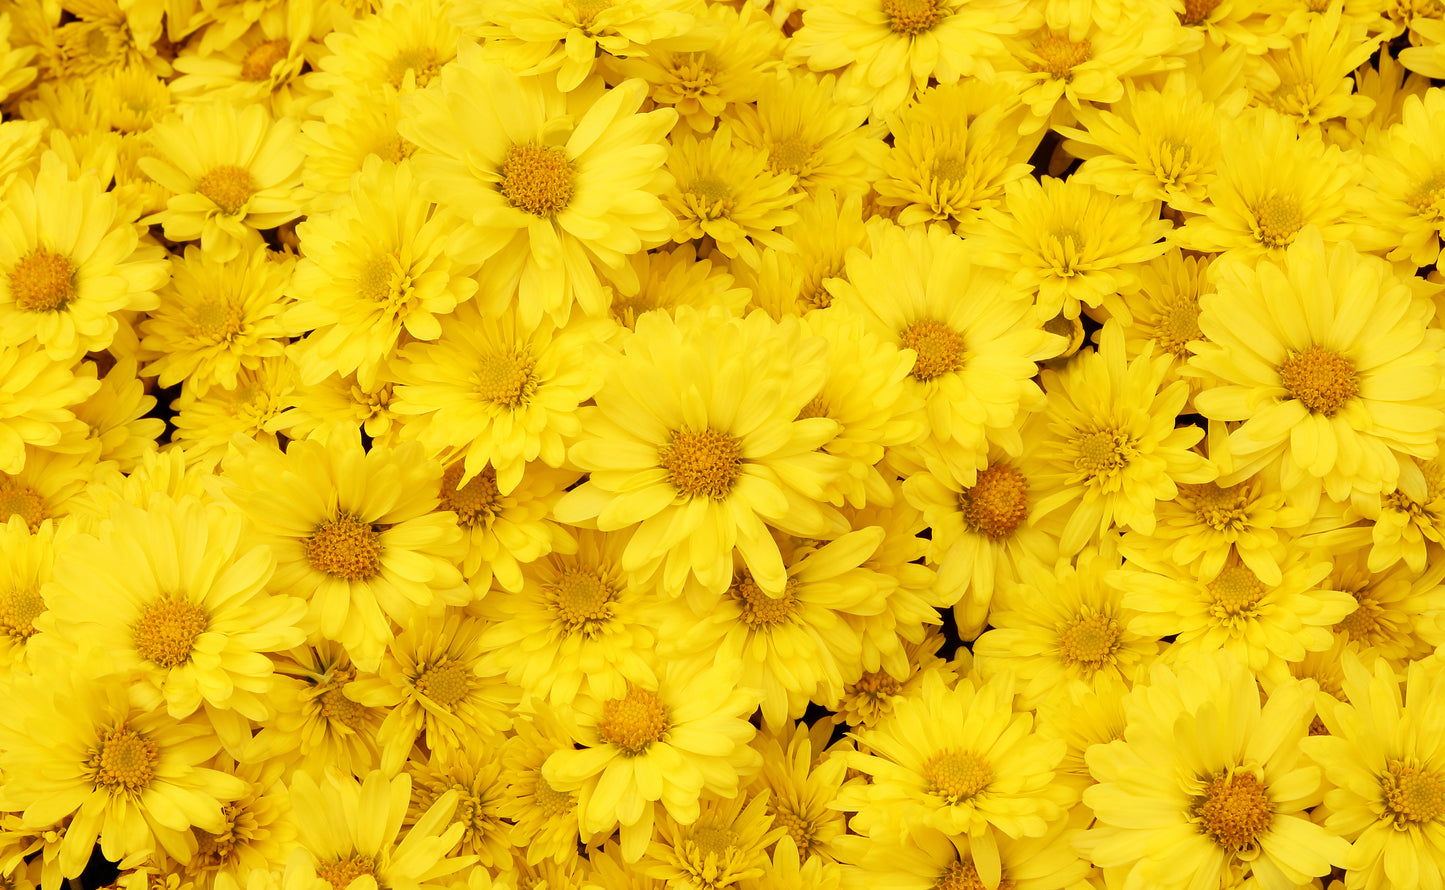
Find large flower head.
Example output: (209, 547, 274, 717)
(402, 44, 677, 324)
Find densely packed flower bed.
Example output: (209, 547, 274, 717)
(3, 1, 1445, 889)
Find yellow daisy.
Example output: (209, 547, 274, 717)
(0, 12, 35, 104)
(139, 102, 305, 263)
(307, 0, 459, 97)
(405, 749, 511, 866)
(1185, 227, 1445, 502)
(738, 189, 871, 319)
(1324, 543, 1445, 668)
(745, 721, 850, 864)
(0, 515, 66, 671)
(499, 703, 586, 867)
(72, 358, 164, 475)
(95, 65, 171, 134)
(401, 44, 677, 324)
(0, 445, 101, 533)
(1114, 247, 1215, 384)
(1248, 3, 1382, 127)
(607, 243, 749, 332)
(181, 755, 295, 890)
(552, 307, 849, 598)
(0, 341, 98, 475)
(1354, 449, 1445, 573)
(270, 360, 405, 451)
(642, 791, 784, 890)
(833, 822, 1090, 890)
(169, 1, 326, 120)
(1357, 87, 1445, 269)
(299, 84, 414, 213)
(168, 355, 295, 468)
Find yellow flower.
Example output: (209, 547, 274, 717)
(608, 243, 749, 332)
(169, 0, 324, 120)
(833, 822, 1089, 890)
(1356, 87, 1445, 268)
(183, 756, 295, 890)
(169, 355, 296, 468)
(1353, 450, 1445, 573)
(738, 189, 871, 319)
(0, 341, 98, 474)
(298, 84, 414, 212)
(270, 359, 404, 450)
(1186, 227, 1445, 503)
(0, 12, 36, 104)
(72, 358, 164, 475)
(1247, 2, 1380, 127)
(744, 721, 850, 864)
(404, 749, 511, 866)
(402, 44, 677, 324)
(731, 71, 882, 198)
(499, 704, 585, 867)
(1324, 545, 1445, 668)
(642, 791, 784, 890)
(0, 515, 67, 670)
(0, 444, 108, 533)
(1114, 247, 1215, 383)
(307, 0, 458, 96)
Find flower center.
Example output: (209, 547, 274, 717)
(305, 513, 384, 581)
(1030, 35, 1092, 81)
(923, 749, 993, 805)
(882, 0, 942, 36)
(731, 575, 799, 628)
(1251, 194, 1303, 248)
(768, 135, 813, 177)
(88, 726, 159, 793)
(1057, 612, 1120, 668)
(1408, 171, 1445, 221)
(597, 686, 670, 756)
(548, 567, 617, 636)
(1154, 293, 1203, 358)
(1074, 428, 1137, 483)
(0, 480, 47, 532)
(357, 253, 411, 308)
(499, 143, 575, 217)
(240, 38, 288, 81)
(133, 593, 209, 669)
(689, 823, 738, 858)
(1192, 770, 1273, 854)
(1183, 482, 1251, 533)
(900, 319, 966, 382)
(770, 800, 818, 853)
(192, 298, 244, 342)
(1279, 345, 1358, 416)
(10, 249, 77, 312)
(959, 462, 1028, 540)
(386, 46, 444, 88)
(687, 175, 733, 206)
(533, 775, 573, 815)
(1208, 564, 1266, 620)
(196, 165, 257, 215)
(567, 0, 614, 25)
(315, 855, 377, 890)
(1335, 593, 1390, 647)
(0, 585, 44, 642)
(439, 464, 502, 528)
(936, 860, 1015, 890)
(415, 659, 470, 709)
(315, 667, 367, 730)
(658, 428, 742, 500)
(1179, 0, 1222, 25)
(1382, 759, 1445, 825)
(475, 349, 537, 410)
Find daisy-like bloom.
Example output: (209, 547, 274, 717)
(349, 609, 515, 775)
(836, 670, 1070, 887)
(476, 528, 657, 705)
(662, 122, 801, 270)
(786, 0, 1036, 119)
(731, 71, 882, 199)
(0, 446, 100, 533)
(973, 546, 1159, 711)
(1301, 651, 1445, 890)
(642, 791, 784, 889)
(543, 657, 764, 862)
(1357, 87, 1445, 268)
(604, 3, 783, 134)
(745, 721, 850, 863)
(291, 769, 470, 890)
(243, 642, 387, 779)
(391, 299, 607, 496)
(140, 247, 293, 397)
(1061, 67, 1242, 209)
(40, 493, 306, 746)
(963, 175, 1172, 323)
(1079, 652, 1349, 890)
(214, 433, 467, 672)
(1113, 547, 1353, 673)
(1324, 545, 1445, 668)
(402, 45, 677, 324)
(1185, 228, 1445, 503)
(1354, 450, 1445, 573)
(1029, 321, 1216, 555)
(0, 516, 66, 671)
(70, 359, 164, 475)
(0, 152, 169, 363)
(405, 749, 511, 866)
(660, 527, 893, 730)
(271, 359, 405, 450)
(499, 704, 586, 867)
(0, 654, 249, 879)
(553, 307, 848, 598)
(834, 821, 1090, 890)
(1115, 248, 1214, 384)
(95, 64, 171, 134)
(1247, 3, 1380, 127)
(286, 159, 478, 389)
(459, 0, 700, 92)
(0, 341, 98, 474)
(139, 102, 305, 263)
(1171, 106, 1362, 262)
(169, 356, 296, 468)
(874, 81, 1040, 230)
(608, 243, 749, 332)
(827, 223, 1060, 490)
(181, 756, 295, 890)
(299, 85, 414, 212)
(170, 1, 326, 121)
(738, 190, 871, 320)
(308, 0, 459, 98)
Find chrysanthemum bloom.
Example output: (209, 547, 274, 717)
(169, 0, 325, 120)
(458, 0, 700, 92)
(835, 821, 1090, 890)
(291, 770, 470, 890)
(786, 0, 1036, 118)
(874, 81, 1040, 230)
(1302, 651, 1445, 890)
(607, 243, 749, 331)
(402, 45, 677, 324)
(404, 750, 511, 865)
(181, 755, 295, 890)
(0, 342, 97, 474)
(499, 705, 586, 867)
(286, 159, 478, 390)
(299, 85, 414, 212)
(271, 359, 404, 450)
(554, 307, 848, 598)
(1171, 107, 1362, 263)
(1356, 88, 1445, 269)
(1186, 228, 1445, 503)
(826, 223, 1060, 489)
(963, 175, 1172, 323)
(40, 493, 305, 748)
(140, 102, 305, 263)
(643, 791, 784, 889)
(1247, 4, 1379, 127)
(1113, 548, 1352, 673)
(738, 190, 871, 319)
(1353, 450, 1445, 573)
(307, 0, 459, 98)
(731, 71, 882, 198)
(661, 527, 893, 730)
(1174, 0, 1290, 51)
(0, 153, 168, 363)
(349, 610, 515, 775)
(140, 247, 292, 398)
(0, 655, 249, 878)
(1115, 248, 1215, 385)
(542, 658, 763, 862)
(1029, 321, 1216, 555)
(0, 445, 100, 533)
(662, 122, 801, 269)
(1079, 652, 1349, 890)
(169, 356, 295, 468)
(974, 546, 1159, 711)
(391, 299, 608, 496)
(476, 528, 657, 705)
(836, 670, 1069, 888)
(214, 433, 467, 671)
(1323, 546, 1445, 668)
(745, 721, 849, 863)
(66, 360, 161, 476)
(0, 515, 66, 670)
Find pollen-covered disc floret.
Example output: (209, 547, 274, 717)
(597, 686, 670, 755)
(306, 513, 385, 582)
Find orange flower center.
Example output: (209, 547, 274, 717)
(0, 480, 48, 532)
(475, 349, 537, 409)
(240, 38, 288, 81)
(883, 0, 943, 36)
(1279, 345, 1358, 416)
(1382, 759, 1445, 825)
(10, 249, 77, 312)
(500, 143, 575, 217)
(597, 686, 670, 756)
(1208, 564, 1266, 620)
(923, 749, 993, 804)
(959, 462, 1028, 540)
(936, 859, 1015, 890)
(439, 464, 502, 528)
(192, 298, 245, 342)
(1179, 0, 1222, 25)
(1030, 35, 1092, 81)
(88, 726, 159, 793)
(1251, 193, 1303, 248)
(1058, 612, 1120, 668)
(415, 658, 469, 709)
(732, 575, 799, 628)
(133, 593, 208, 669)
(306, 513, 384, 581)
(658, 428, 742, 500)
(0, 584, 44, 642)
(386, 46, 445, 89)
(196, 165, 257, 215)
(549, 566, 617, 636)
(315, 856, 377, 890)
(1183, 482, 1251, 533)
(1192, 770, 1273, 853)
(900, 319, 966, 382)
